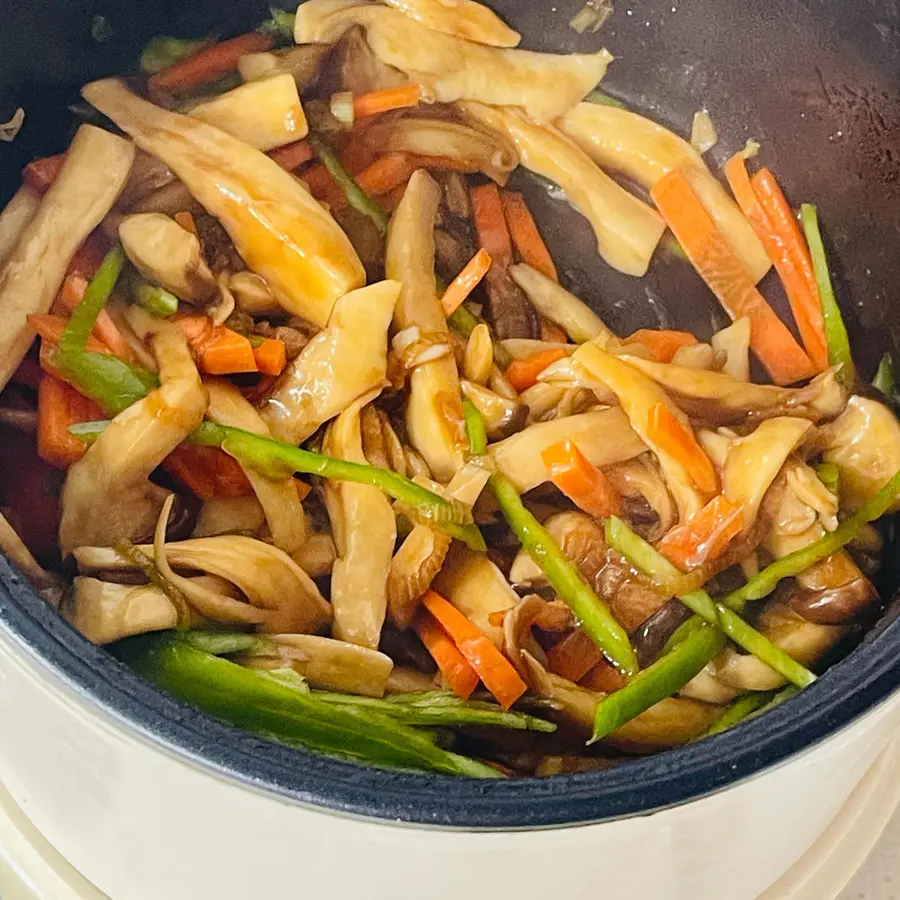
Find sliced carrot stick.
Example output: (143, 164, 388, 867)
(541, 439, 623, 519)
(647, 401, 718, 495)
(22, 154, 66, 193)
(501, 191, 558, 282)
(657, 493, 744, 572)
(627, 328, 698, 363)
(164, 445, 217, 499)
(440, 248, 492, 316)
(37, 374, 105, 469)
(27, 315, 110, 355)
(471, 182, 513, 267)
(751, 168, 829, 371)
(546, 629, 603, 683)
(174, 210, 199, 236)
(505, 348, 567, 393)
(56, 277, 136, 363)
(421, 590, 527, 709)
(353, 83, 421, 119)
(268, 140, 314, 172)
(651, 168, 815, 385)
(197, 328, 257, 375)
(176, 316, 257, 375)
(355, 153, 416, 197)
(412, 610, 480, 700)
(252, 338, 287, 376)
(723, 152, 771, 236)
(294, 480, 312, 502)
(148, 32, 272, 93)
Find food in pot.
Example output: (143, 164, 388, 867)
(1, 0, 897, 778)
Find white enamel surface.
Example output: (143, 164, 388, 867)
(1, 624, 900, 900)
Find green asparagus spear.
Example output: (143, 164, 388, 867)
(134, 282, 179, 318)
(308, 134, 389, 235)
(722, 468, 900, 608)
(489, 470, 637, 675)
(113, 632, 502, 778)
(592, 623, 725, 741)
(605, 516, 816, 688)
(800, 203, 854, 388)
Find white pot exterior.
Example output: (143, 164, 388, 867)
(1, 624, 899, 900)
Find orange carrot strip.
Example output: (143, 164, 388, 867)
(355, 154, 416, 197)
(651, 168, 815, 385)
(37, 374, 105, 469)
(658, 494, 744, 572)
(176, 316, 257, 375)
(471, 182, 513, 266)
(267, 140, 314, 172)
(353, 83, 421, 119)
(294, 480, 312, 502)
(174, 210, 198, 236)
(27, 315, 110, 355)
(197, 329, 257, 375)
(164, 445, 218, 500)
(22, 154, 66, 194)
(421, 590, 526, 709)
(627, 328, 698, 363)
(751, 168, 829, 371)
(723, 152, 771, 236)
(505, 348, 567, 393)
(541, 439, 623, 519)
(647, 401, 718, 495)
(252, 338, 287, 376)
(148, 32, 272, 93)
(59, 273, 89, 312)
(546, 629, 603, 683)
(212, 451, 255, 497)
(501, 191, 558, 282)
(440, 248, 493, 316)
(412, 610, 480, 701)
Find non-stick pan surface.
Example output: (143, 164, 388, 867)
(1, 0, 899, 827)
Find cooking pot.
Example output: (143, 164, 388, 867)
(1, 0, 900, 897)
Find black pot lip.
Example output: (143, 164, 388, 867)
(4, 555, 900, 829)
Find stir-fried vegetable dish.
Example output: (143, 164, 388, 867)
(1, 0, 898, 778)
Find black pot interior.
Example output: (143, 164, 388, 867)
(1, 0, 900, 826)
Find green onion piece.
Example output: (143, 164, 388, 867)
(605, 516, 816, 688)
(815, 461, 840, 499)
(113, 633, 502, 777)
(134, 282, 179, 318)
(59, 246, 125, 355)
(55, 352, 159, 416)
(139, 35, 207, 74)
(191, 423, 487, 551)
(314, 690, 557, 732)
(69, 418, 486, 550)
(308, 134, 389, 235)
(584, 89, 627, 108)
(724, 467, 900, 608)
(703, 692, 774, 738)
(463, 398, 488, 455)
(447, 304, 513, 369)
(592, 623, 725, 741)
(800, 203, 855, 388)
(489, 471, 637, 675)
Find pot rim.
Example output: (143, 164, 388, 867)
(3, 555, 900, 829)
